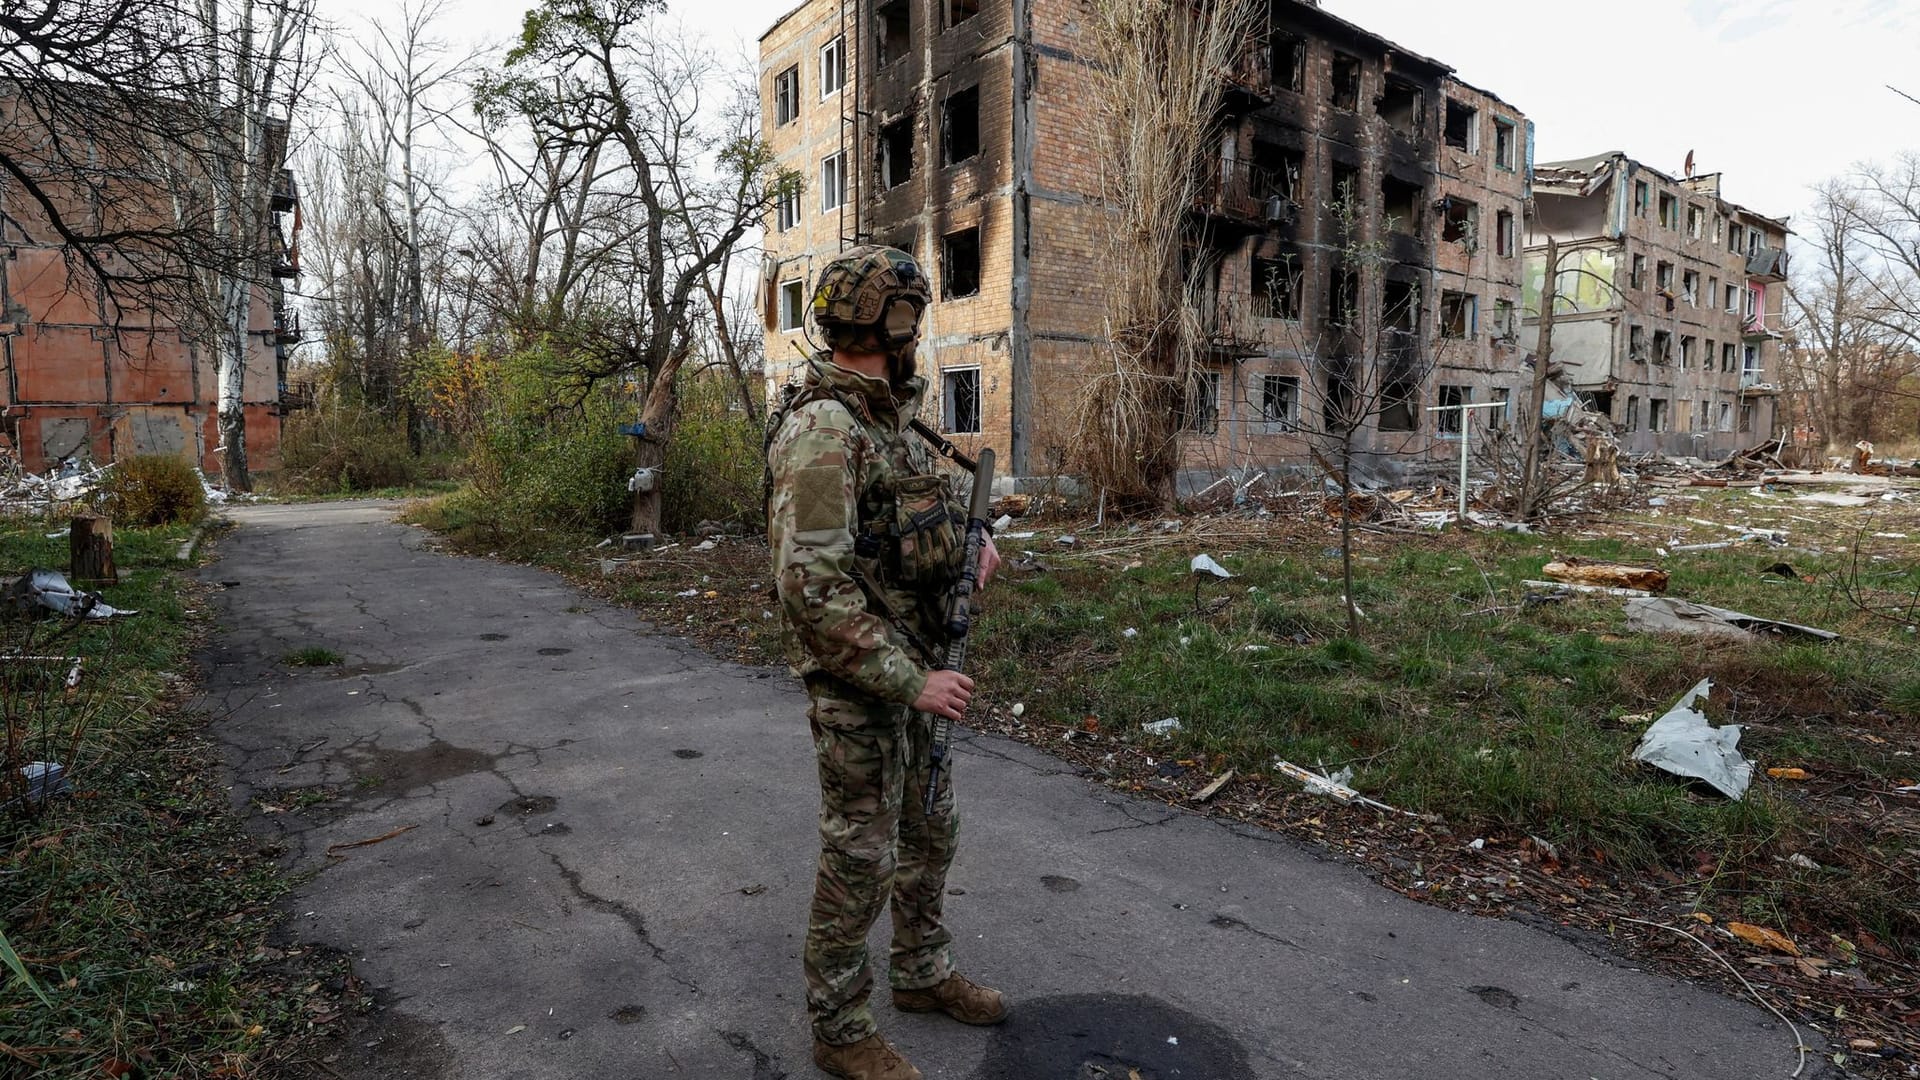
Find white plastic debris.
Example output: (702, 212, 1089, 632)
(1142, 717, 1182, 736)
(1056, 535, 1077, 547)
(1122, 627, 1139, 639)
(1632, 679, 1753, 800)
(1190, 554, 1234, 579)
(691, 539, 717, 552)
(992, 514, 1013, 532)
(7, 568, 137, 619)
(1786, 853, 1820, 870)
(1010, 702, 1025, 718)
(675, 589, 700, 598)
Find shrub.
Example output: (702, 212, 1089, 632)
(661, 375, 765, 535)
(469, 395, 632, 546)
(102, 454, 207, 526)
(280, 403, 420, 494)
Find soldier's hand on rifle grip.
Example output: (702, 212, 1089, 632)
(913, 669, 974, 722)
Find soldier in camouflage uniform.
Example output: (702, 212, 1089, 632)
(766, 246, 1008, 1080)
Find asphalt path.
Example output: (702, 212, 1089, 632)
(196, 500, 1820, 1080)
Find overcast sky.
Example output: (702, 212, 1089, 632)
(336, 0, 1920, 226)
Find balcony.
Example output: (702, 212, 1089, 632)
(1217, 30, 1272, 112)
(270, 168, 297, 213)
(1193, 159, 1295, 233)
(278, 380, 316, 412)
(1746, 245, 1788, 282)
(272, 307, 301, 345)
(271, 234, 299, 279)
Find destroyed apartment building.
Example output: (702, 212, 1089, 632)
(758, 0, 1533, 482)
(0, 88, 302, 475)
(1525, 152, 1789, 460)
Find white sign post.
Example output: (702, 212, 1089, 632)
(1425, 400, 1511, 522)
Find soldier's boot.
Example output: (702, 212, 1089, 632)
(812, 1034, 923, 1080)
(892, 973, 1009, 1025)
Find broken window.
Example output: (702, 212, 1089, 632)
(1588, 390, 1614, 420)
(1740, 403, 1754, 433)
(1694, 399, 1710, 432)
(1379, 78, 1421, 135)
(1323, 359, 1357, 431)
(1491, 387, 1512, 428)
(1383, 278, 1419, 337)
(820, 37, 846, 97)
(941, 226, 981, 298)
(775, 185, 799, 231)
(1260, 374, 1299, 430)
(1713, 215, 1725, 244)
(1707, 275, 1719, 307)
(1253, 144, 1304, 209)
(1251, 255, 1301, 320)
(1679, 335, 1695, 369)
(1743, 344, 1760, 376)
(1728, 222, 1745, 254)
(1326, 261, 1359, 329)
(1439, 291, 1476, 338)
(1441, 197, 1478, 248)
(1649, 398, 1669, 432)
(942, 86, 980, 164)
(1437, 384, 1471, 435)
(1724, 283, 1740, 312)
(1184, 371, 1221, 434)
(1495, 209, 1515, 257)
(1444, 98, 1477, 152)
(875, 0, 909, 66)
(774, 65, 800, 126)
(1658, 192, 1678, 229)
(1717, 401, 1732, 433)
(1381, 176, 1421, 234)
(820, 151, 847, 211)
(1722, 342, 1737, 372)
(1681, 270, 1699, 306)
(1630, 254, 1646, 290)
(778, 279, 806, 330)
(1629, 324, 1647, 361)
(942, 367, 980, 433)
(1377, 372, 1418, 432)
(1330, 163, 1361, 215)
(1655, 260, 1674, 293)
(1626, 395, 1640, 432)
(1492, 298, 1516, 339)
(878, 115, 913, 189)
(1273, 33, 1305, 93)
(1330, 53, 1361, 111)
(1652, 329, 1672, 364)
(1634, 180, 1650, 217)
(1493, 119, 1517, 170)
(948, 0, 980, 26)
(1687, 204, 1703, 238)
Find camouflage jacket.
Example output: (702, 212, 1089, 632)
(766, 353, 956, 706)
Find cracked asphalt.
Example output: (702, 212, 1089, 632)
(197, 501, 1823, 1079)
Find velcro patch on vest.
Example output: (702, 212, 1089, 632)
(793, 466, 849, 532)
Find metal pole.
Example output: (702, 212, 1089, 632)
(1426, 401, 1509, 525)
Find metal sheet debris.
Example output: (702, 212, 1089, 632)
(1631, 678, 1753, 799)
(1623, 597, 1838, 642)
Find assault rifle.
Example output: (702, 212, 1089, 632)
(924, 446, 995, 815)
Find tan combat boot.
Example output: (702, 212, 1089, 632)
(892, 973, 1009, 1025)
(812, 1033, 923, 1080)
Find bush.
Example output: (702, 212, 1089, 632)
(469, 396, 633, 545)
(102, 455, 207, 526)
(661, 375, 765, 535)
(280, 403, 420, 494)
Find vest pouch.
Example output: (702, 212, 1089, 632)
(884, 473, 964, 589)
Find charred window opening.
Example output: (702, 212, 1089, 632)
(1183, 371, 1221, 434)
(942, 86, 980, 164)
(1378, 371, 1418, 432)
(1382, 278, 1419, 338)
(1439, 291, 1475, 338)
(1330, 162, 1361, 216)
(1326, 261, 1360, 329)
(1252, 142, 1303, 208)
(1260, 374, 1299, 430)
(1443, 98, 1476, 151)
(878, 116, 914, 189)
(1494, 119, 1517, 170)
(888, 234, 915, 259)
(1440, 197, 1478, 248)
(1330, 53, 1361, 111)
(942, 367, 980, 433)
(1273, 33, 1305, 93)
(1436, 384, 1470, 435)
(941, 226, 981, 299)
(875, 0, 910, 66)
(948, 0, 980, 26)
(1378, 78, 1421, 135)
(1382, 176, 1421, 234)
(1495, 209, 1515, 256)
(1323, 359, 1356, 431)
(1251, 254, 1301, 320)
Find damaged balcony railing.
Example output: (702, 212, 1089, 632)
(272, 308, 301, 345)
(270, 167, 298, 214)
(279, 380, 316, 412)
(1217, 24, 1272, 108)
(1193, 159, 1295, 229)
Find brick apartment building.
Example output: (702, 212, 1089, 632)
(1525, 152, 1788, 458)
(758, 0, 1534, 481)
(0, 100, 300, 475)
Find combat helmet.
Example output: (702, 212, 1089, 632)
(811, 244, 931, 352)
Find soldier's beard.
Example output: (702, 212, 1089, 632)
(887, 342, 918, 385)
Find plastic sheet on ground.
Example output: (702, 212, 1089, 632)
(1623, 597, 1837, 642)
(1632, 678, 1753, 799)
(6, 568, 138, 619)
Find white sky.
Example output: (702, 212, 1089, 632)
(328, 0, 1920, 226)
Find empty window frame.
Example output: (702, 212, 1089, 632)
(942, 86, 980, 164)
(1381, 176, 1421, 234)
(778, 279, 806, 330)
(1436, 384, 1472, 435)
(1493, 118, 1517, 170)
(1495, 209, 1516, 257)
(1649, 398, 1669, 432)
(1273, 33, 1305, 93)
(1740, 403, 1754, 433)
(1704, 338, 1717, 371)
(1629, 324, 1647, 361)
(1251, 255, 1302, 320)
(878, 115, 913, 189)
(774, 65, 800, 125)
(1679, 335, 1696, 369)
(1630, 254, 1647, 290)
(1491, 387, 1512, 428)
(1658, 192, 1678, 229)
(820, 151, 847, 211)
(1443, 98, 1477, 151)
(1633, 180, 1650, 217)
(1655, 260, 1674, 293)
(1330, 53, 1361, 111)
(1330, 163, 1362, 214)
(1184, 371, 1221, 433)
(1717, 401, 1733, 432)
(1694, 399, 1710, 432)
(1652, 329, 1673, 364)
(1625, 394, 1640, 432)
(774, 185, 800, 231)
(1259, 374, 1300, 431)
(1439, 291, 1476, 338)
(1323, 361, 1356, 430)
(941, 227, 981, 298)
(1687, 203, 1703, 239)
(1492, 298, 1516, 339)
(1708, 275, 1719, 307)
(942, 367, 981, 433)
(1722, 342, 1737, 372)
(948, 0, 980, 26)
(875, 0, 909, 66)
(1254, 143, 1305, 205)
(1728, 221, 1746, 254)
(1724, 283, 1740, 312)
(1326, 261, 1360, 328)
(1681, 270, 1699, 305)
(1377, 372, 1418, 432)
(1743, 343, 1760, 375)
(1441, 197, 1478, 247)
(820, 36, 846, 97)
(1379, 78, 1421, 135)
(1383, 278, 1420, 337)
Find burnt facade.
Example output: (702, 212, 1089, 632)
(759, 0, 1533, 478)
(1524, 152, 1788, 459)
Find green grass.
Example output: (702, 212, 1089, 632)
(0, 514, 313, 1077)
(282, 646, 344, 667)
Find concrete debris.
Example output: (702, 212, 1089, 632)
(1631, 678, 1753, 800)
(0, 455, 112, 511)
(1623, 597, 1838, 642)
(4, 568, 137, 619)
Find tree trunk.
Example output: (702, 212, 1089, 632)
(1339, 438, 1358, 639)
(69, 513, 117, 587)
(1519, 237, 1558, 520)
(628, 367, 681, 536)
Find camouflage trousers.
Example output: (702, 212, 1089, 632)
(804, 686, 958, 1046)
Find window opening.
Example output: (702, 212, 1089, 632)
(1439, 291, 1476, 338)
(1379, 79, 1421, 135)
(942, 86, 980, 164)
(778, 280, 805, 330)
(1251, 255, 1301, 320)
(1493, 119, 1516, 169)
(1437, 384, 1470, 434)
(1273, 34, 1305, 93)
(820, 37, 845, 97)
(1260, 374, 1299, 430)
(875, 0, 909, 66)
(879, 116, 913, 189)
(774, 66, 799, 126)
(1441, 197, 1478, 248)
(942, 367, 981, 432)
(1443, 99, 1477, 151)
(1184, 371, 1221, 433)
(942, 227, 981, 298)
(1381, 176, 1420, 234)
(1330, 53, 1361, 110)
